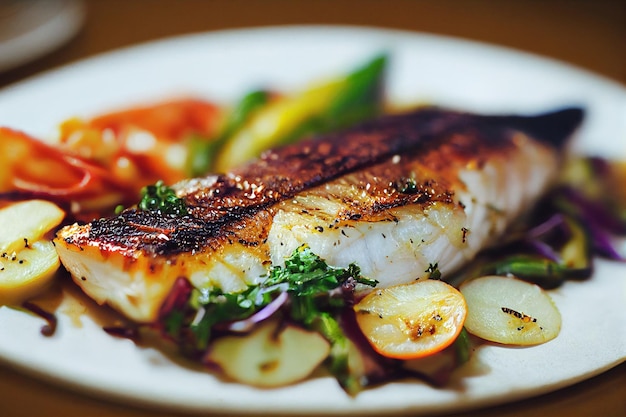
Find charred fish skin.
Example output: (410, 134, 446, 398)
(55, 107, 584, 322)
(70, 107, 584, 256)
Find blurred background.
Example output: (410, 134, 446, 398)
(0, 0, 624, 88)
(0, 1, 624, 417)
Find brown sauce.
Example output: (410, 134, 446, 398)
(28, 269, 131, 330)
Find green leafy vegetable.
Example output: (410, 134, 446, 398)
(426, 263, 442, 280)
(312, 312, 360, 394)
(261, 245, 377, 393)
(158, 245, 377, 392)
(138, 180, 187, 215)
(188, 286, 260, 350)
(453, 327, 472, 365)
(264, 245, 377, 299)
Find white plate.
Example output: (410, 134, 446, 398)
(0, 26, 625, 415)
(0, 0, 84, 72)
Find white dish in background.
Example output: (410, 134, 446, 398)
(0, 26, 625, 415)
(0, 0, 84, 72)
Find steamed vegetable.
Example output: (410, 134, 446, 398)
(214, 54, 387, 171)
(354, 279, 467, 359)
(157, 245, 378, 392)
(0, 200, 65, 305)
(460, 275, 561, 345)
(0, 200, 65, 254)
(0, 241, 60, 305)
(205, 319, 330, 387)
(560, 156, 626, 232)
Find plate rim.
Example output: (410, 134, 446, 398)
(2, 24, 625, 95)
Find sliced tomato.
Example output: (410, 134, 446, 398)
(84, 98, 222, 141)
(58, 98, 225, 192)
(3, 98, 224, 218)
(0, 127, 134, 219)
(1, 127, 93, 194)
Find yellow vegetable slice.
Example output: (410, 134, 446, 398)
(0, 240, 60, 305)
(354, 280, 467, 359)
(205, 319, 331, 387)
(460, 275, 561, 345)
(0, 200, 65, 254)
(215, 80, 342, 171)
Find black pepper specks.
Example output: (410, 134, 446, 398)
(501, 307, 537, 323)
(461, 227, 469, 243)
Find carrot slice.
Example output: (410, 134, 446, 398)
(82, 98, 222, 141)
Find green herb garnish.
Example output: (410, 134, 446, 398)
(138, 180, 187, 215)
(426, 263, 442, 280)
(264, 245, 378, 300)
(262, 245, 377, 394)
(397, 177, 419, 194)
(159, 245, 377, 393)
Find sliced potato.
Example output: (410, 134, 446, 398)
(0, 200, 65, 254)
(0, 240, 60, 305)
(354, 280, 467, 360)
(215, 81, 341, 171)
(204, 320, 330, 387)
(460, 275, 561, 345)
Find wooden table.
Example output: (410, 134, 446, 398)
(0, 1, 624, 416)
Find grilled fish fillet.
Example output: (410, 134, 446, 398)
(55, 107, 584, 322)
